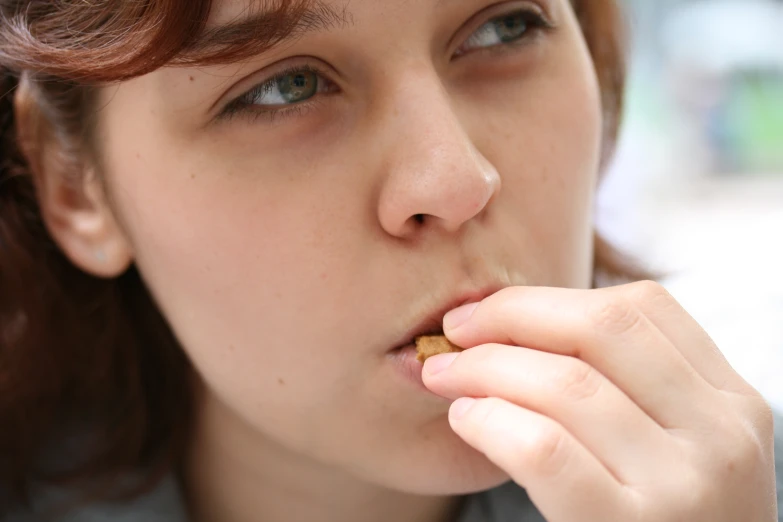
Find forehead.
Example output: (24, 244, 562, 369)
(207, 0, 345, 26)
(194, 0, 354, 56)
(207, 0, 563, 27)
(200, 0, 566, 55)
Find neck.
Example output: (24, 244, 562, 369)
(182, 392, 463, 522)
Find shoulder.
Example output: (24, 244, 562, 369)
(4, 475, 187, 522)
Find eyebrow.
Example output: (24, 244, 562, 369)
(180, 1, 353, 60)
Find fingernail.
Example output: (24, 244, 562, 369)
(450, 397, 477, 419)
(424, 352, 459, 375)
(444, 302, 479, 331)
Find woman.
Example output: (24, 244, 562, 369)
(1, 0, 781, 520)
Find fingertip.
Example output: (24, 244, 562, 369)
(423, 352, 460, 376)
(450, 397, 478, 421)
(443, 302, 479, 332)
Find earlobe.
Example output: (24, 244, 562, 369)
(14, 78, 133, 279)
(57, 167, 134, 279)
(54, 175, 134, 279)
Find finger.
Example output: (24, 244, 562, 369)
(604, 282, 754, 395)
(423, 344, 673, 484)
(444, 284, 726, 428)
(449, 397, 635, 522)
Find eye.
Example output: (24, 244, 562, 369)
(458, 8, 551, 55)
(255, 70, 320, 105)
(220, 65, 337, 121)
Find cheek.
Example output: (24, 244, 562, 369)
(473, 57, 602, 287)
(525, 68, 602, 250)
(99, 109, 366, 403)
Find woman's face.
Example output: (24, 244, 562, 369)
(93, 0, 602, 495)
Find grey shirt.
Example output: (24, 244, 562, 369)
(9, 410, 783, 521)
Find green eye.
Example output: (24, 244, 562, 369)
(219, 65, 337, 121)
(236, 69, 323, 109)
(461, 9, 548, 53)
(275, 71, 319, 104)
(493, 13, 529, 43)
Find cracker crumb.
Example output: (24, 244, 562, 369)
(415, 335, 462, 363)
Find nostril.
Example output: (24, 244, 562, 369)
(413, 214, 425, 225)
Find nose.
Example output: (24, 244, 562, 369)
(376, 73, 501, 238)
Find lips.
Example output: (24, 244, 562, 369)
(390, 285, 505, 351)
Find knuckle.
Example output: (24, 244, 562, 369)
(731, 394, 777, 436)
(630, 280, 672, 306)
(727, 423, 765, 470)
(491, 286, 525, 313)
(754, 399, 775, 436)
(707, 414, 764, 476)
(632, 280, 681, 315)
(473, 397, 504, 428)
(473, 399, 573, 480)
(586, 294, 642, 337)
(524, 420, 572, 478)
(550, 359, 603, 403)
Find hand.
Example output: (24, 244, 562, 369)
(422, 282, 778, 522)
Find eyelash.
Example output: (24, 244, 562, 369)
(456, 6, 553, 57)
(219, 64, 333, 124)
(218, 6, 552, 124)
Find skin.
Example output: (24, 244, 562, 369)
(17, 0, 777, 521)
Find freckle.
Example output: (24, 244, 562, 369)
(190, 173, 196, 179)
(277, 378, 286, 386)
(189, 76, 195, 82)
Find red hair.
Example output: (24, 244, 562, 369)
(0, 0, 646, 514)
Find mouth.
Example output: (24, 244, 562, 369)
(389, 285, 506, 352)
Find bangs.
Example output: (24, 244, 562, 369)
(1, 0, 616, 89)
(176, 1, 349, 67)
(0, 0, 349, 83)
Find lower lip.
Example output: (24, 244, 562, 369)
(387, 344, 430, 391)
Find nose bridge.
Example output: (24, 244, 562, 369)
(377, 66, 501, 236)
(389, 67, 468, 161)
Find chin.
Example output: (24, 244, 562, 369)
(398, 449, 511, 497)
(356, 424, 512, 496)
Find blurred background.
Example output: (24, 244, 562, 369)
(597, 0, 783, 410)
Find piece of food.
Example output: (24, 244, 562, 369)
(415, 335, 462, 363)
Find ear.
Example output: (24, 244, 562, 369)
(14, 79, 133, 279)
